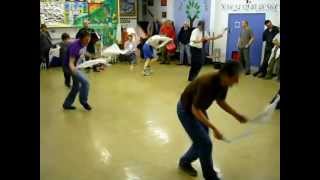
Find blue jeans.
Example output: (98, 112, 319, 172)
(63, 69, 89, 107)
(177, 100, 218, 180)
(179, 43, 191, 64)
(127, 52, 137, 64)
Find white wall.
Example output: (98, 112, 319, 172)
(213, 0, 280, 62)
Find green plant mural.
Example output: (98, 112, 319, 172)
(186, 0, 201, 27)
(74, 0, 118, 46)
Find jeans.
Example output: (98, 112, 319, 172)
(62, 65, 71, 86)
(177, 100, 219, 180)
(188, 46, 204, 81)
(239, 48, 250, 72)
(179, 43, 191, 64)
(63, 69, 90, 107)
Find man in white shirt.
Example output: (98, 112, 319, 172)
(188, 21, 223, 81)
(142, 35, 172, 76)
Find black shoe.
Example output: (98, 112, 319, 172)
(179, 161, 198, 177)
(258, 73, 266, 78)
(245, 71, 251, 75)
(63, 105, 76, 110)
(253, 71, 260, 77)
(65, 83, 71, 88)
(81, 103, 92, 111)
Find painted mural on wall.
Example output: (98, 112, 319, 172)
(174, 0, 211, 32)
(73, 0, 119, 46)
(40, 0, 65, 24)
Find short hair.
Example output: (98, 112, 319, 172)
(77, 30, 90, 40)
(198, 20, 205, 27)
(61, 33, 70, 41)
(243, 20, 249, 25)
(219, 61, 243, 77)
(40, 24, 47, 29)
(265, 20, 271, 25)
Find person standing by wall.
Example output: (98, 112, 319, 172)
(76, 20, 95, 38)
(237, 20, 254, 75)
(62, 30, 92, 111)
(58, 33, 72, 87)
(147, 16, 161, 36)
(40, 24, 53, 68)
(253, 20, 279, 78)
(178, 20, 193, 65)
(188, 21, 223, 81)
(177, 61, 248, 180)
(159, 19, 177, 64)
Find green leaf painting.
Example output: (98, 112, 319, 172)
(185, 0, 201, 27)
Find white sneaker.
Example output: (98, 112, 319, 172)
(143, 69, 151, 76)
(146, 67, 153, 74)
(214, 166, 223, 179)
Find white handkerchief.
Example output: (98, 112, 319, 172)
(77, 58, 107, 69)
(102, 43, 129, 56)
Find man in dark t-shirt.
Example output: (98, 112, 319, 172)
(253, 20, 279, 77)
(177, 61, 248, 180)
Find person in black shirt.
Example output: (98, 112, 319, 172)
(253, 20, 279, 77)
(40, 24, 53, 68)
(177, 21, 193, 65)
(76, 20, 95, 39)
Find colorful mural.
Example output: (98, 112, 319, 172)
(73, 0, 119, 46)
(174, 0, 211, 32)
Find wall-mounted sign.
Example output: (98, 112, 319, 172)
(220, 0, 280, 12)
(234, 21, 240, 29)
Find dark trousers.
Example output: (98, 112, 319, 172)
(188, 46, 203, 81)
(239, 48, 250, 73)
(257, 47, 272, 75)
(177, 100, 219, 180)
(62, 65, 71, 86)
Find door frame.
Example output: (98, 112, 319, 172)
(225, 13, 266, 68)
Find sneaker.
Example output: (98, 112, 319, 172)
(258, 73, 266, 78)
(63, 105, 76, 110)
(146, 67, 153, 73)
(81, 103, 92, 111)
(143, 69, 151, 76)
(179, 161, 198, 177)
